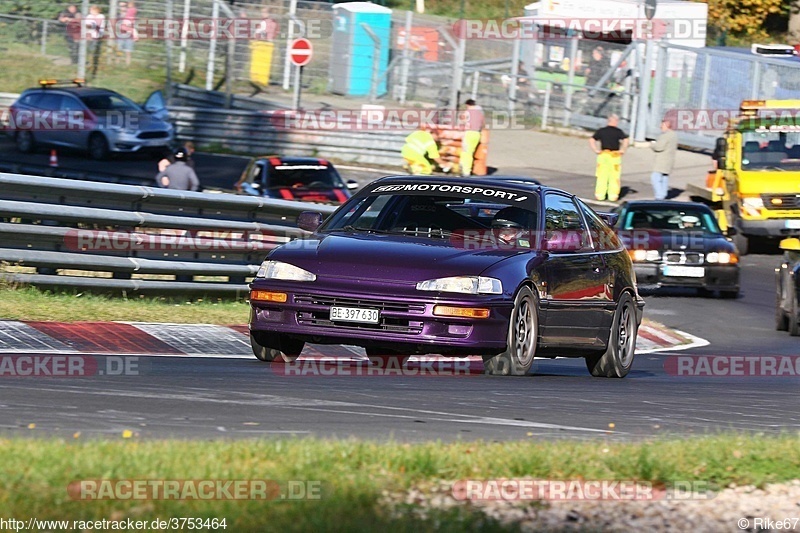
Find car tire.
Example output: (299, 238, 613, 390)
(586, 292, 637, 378)
(790, 295, 800, 337)
(88, 133, 109, 160)
(483, 286, 537, 376)
(250, 331, 304, 363)
(15, 131, 35, 153)
(776, 298, 789, 331)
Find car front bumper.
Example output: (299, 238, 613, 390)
(634, 263, 739, 291)
(249, 284, 513, 356)
(106, 130, 173, 152)
(739, 218, 800, 238)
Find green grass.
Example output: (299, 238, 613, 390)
(0, 285, 248, 324)
(1, 435, 798, 530)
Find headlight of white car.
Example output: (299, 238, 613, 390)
(416, 276, 502, 295)
(256, 260, 316, 281)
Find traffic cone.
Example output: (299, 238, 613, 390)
(49, 149, 58, 167)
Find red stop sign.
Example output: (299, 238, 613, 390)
(289, 38, 313, 67)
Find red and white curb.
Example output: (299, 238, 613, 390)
(0, 320, 706, 358)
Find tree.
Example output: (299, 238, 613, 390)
(700, 0, 787, 42)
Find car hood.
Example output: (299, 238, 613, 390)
(269, 232, 528, 283)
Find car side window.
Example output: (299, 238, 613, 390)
(577, 199, 622, 251)
(37, 93, 63, 111)
(60, 95, 85, 112)
(544, 193, 590, 251)
(20, 92, 43, 106)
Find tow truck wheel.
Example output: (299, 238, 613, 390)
(732, 231, 749, 256)
(790, 295, 800, 337)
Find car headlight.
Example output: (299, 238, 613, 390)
(706, 251, 738, 264)
(256, 260, 316, 281)
(629, 249, 660, 262)
(416, 276, 502, 295)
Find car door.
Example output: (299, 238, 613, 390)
(34, 92, 64, 147)
(540, 192, 606, 346)
(57, 94, 90, 149)
(576, 198, 618, 342)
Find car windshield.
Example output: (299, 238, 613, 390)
(79, 93, 141, 112)
(322, 190, 540, 243)
(267, 164, 345, 189)
(622, 207, 722, 233)
(741, 130, 800, 170)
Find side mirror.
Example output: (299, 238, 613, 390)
(346, 180, 359, 190)
(726, 227, 738, 236)
(779, 237, 800, 251)
(543, 230, 585, 253)
(297, 211, 324, 232)
(597, 212, 619, 227)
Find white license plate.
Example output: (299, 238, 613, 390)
(330, 306, 380, 324)
(663, 265, 705, 278)
(785, 220, 800, 229)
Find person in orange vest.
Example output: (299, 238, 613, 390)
(459, 99, 485, 177)
(589, 114, 629, 202)
(401, 125, 451, 175)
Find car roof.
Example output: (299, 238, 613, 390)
(621, 200, 713, 211)
(371, 175, 551, 195)
(24, 86, 121, 98)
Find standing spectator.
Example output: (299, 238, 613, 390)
(458, 99, 485, 177)
(156, 149, 200, 191)
(117, 0, 137, 66)
(584, 45, 610, 88)
(650, 118, 679, 200)
(589, 114, 629, 202)
(85, 5, 106, 77)
(253, 6, 277, 41)
(58, 4, 81, 65)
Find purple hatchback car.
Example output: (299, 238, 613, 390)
(249, 176, 644, 377)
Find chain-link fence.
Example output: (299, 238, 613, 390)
(649, 43, 800, 149)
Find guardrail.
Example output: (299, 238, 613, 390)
(0, 173, 338, 295)
(171, 107, 407, 167)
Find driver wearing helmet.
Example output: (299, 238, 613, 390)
(491, 206, 533, 247)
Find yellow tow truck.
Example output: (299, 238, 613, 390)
(687, 100, 800, 254)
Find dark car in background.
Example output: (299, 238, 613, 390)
(776, 237, 800, 336)
(613, 201, 740, 298)
(9, 80, 172, 160)
(248, 176, 644, 378)
(235, 156, 357, 204)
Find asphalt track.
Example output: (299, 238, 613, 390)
(0, 142, 798, 441)
(1, 255, 798, 442)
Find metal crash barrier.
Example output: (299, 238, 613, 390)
(0, 173, 337, 295)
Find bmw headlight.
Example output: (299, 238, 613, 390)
(256, 260, 316, 281)
(630, 249, 661, 262)
(416, 276, 502, 295)
(706, 252, 738, 264)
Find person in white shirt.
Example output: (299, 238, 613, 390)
(85, 5, 105, 77)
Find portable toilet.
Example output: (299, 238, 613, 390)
(329, 2, 392, 96)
